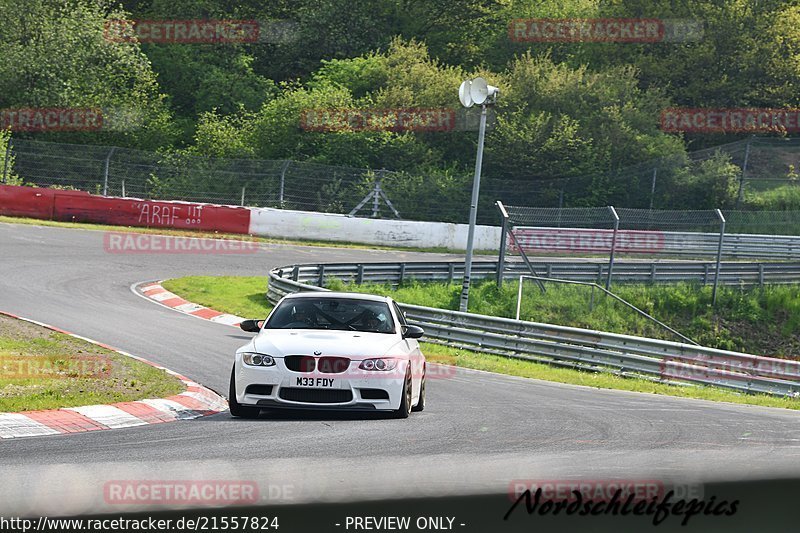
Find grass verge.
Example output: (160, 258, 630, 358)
(0, 314, 184, 412)
(161, 276, 800, 410)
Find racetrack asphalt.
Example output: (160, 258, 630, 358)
(1, 221, 800, 518)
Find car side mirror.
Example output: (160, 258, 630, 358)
(402, 324, 424, 339)
(239, 319, 263, 333)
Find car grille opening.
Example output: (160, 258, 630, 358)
(317, 357, 350, 374)
(245, 384, 273, 396)
(284, 356, 316, 372)
(359, 388, 389, 400)
(278, 388, 353, 404)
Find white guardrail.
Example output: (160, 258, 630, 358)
(267, 261, 800, 398)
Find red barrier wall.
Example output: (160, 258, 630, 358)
(0, 185, 251, 234)
(0, 185, 56, 219)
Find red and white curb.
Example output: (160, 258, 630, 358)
(136, 282, 246, 326)
(0, 311, 228, 439)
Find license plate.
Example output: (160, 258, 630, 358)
(295, 377, 335, 388)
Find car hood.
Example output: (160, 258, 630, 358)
(245, 329, 404, 359)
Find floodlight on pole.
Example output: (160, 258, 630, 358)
(458, 77, 499, 313)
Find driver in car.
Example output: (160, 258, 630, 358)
(287, 303, 316, 328)
(362, 309, 390, 332)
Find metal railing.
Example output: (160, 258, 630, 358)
(266, 261, 800, 398)
(271, 260, 800, 288)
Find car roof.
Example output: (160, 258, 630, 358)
(282, 291, 392, 304)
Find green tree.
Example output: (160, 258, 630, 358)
(0, 0, 175, 148)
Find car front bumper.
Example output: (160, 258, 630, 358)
(234, 358, 406, 411)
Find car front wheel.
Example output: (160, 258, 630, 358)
(391, 368, 412, 419)
(228, 366, 261, 419)
(412, 365, 425, 412)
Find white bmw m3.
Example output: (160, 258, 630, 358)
(229, 292, 426, 418)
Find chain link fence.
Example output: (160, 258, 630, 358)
(489, 137, 800, 211)
(1, 138, 476, 222)
(3, 137, 800, 226)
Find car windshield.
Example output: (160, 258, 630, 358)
(265, 297, 395, 334)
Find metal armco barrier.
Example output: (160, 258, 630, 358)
(271, 260, 800, 288)
(267, 261, 800, 398)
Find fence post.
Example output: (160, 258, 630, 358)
(649, 167, 657, 210)
(736, 136, 753, 207)
(279, 160, 290, 208)
(712, 209, 726, 306)
(515, 275, 524, 320)
(240, 186, 246, 206)
(606, 206, 620, 290)
(2, 138, 12, 183)
(102, 147, 116, 196)
(317, 264, 325, 287)
(496, 201, 509, 288)
(121, 180, 126, 198)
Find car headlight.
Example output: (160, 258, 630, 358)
(242, 352, 276, 367)
(359, 358, 398, 371)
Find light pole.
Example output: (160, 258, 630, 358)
(458, 77, 498, 312)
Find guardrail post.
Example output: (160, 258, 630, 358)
(496, 201, 509, 288)
(292, 265, 299, 281)
(399, 263, 406, 285)
(317, 265, 325, 287)
(448, 263, 455, 284)
(356, 264, 364, 285)
(712, 209, 726, 306)
(758, 264, 764, 287)
(650, 263, 657, 283)
(606, 206, 620, 290)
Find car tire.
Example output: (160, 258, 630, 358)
(411, 365, 425, 412)
(228, 366, 261, 419)
(392, 368, 412, 419)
